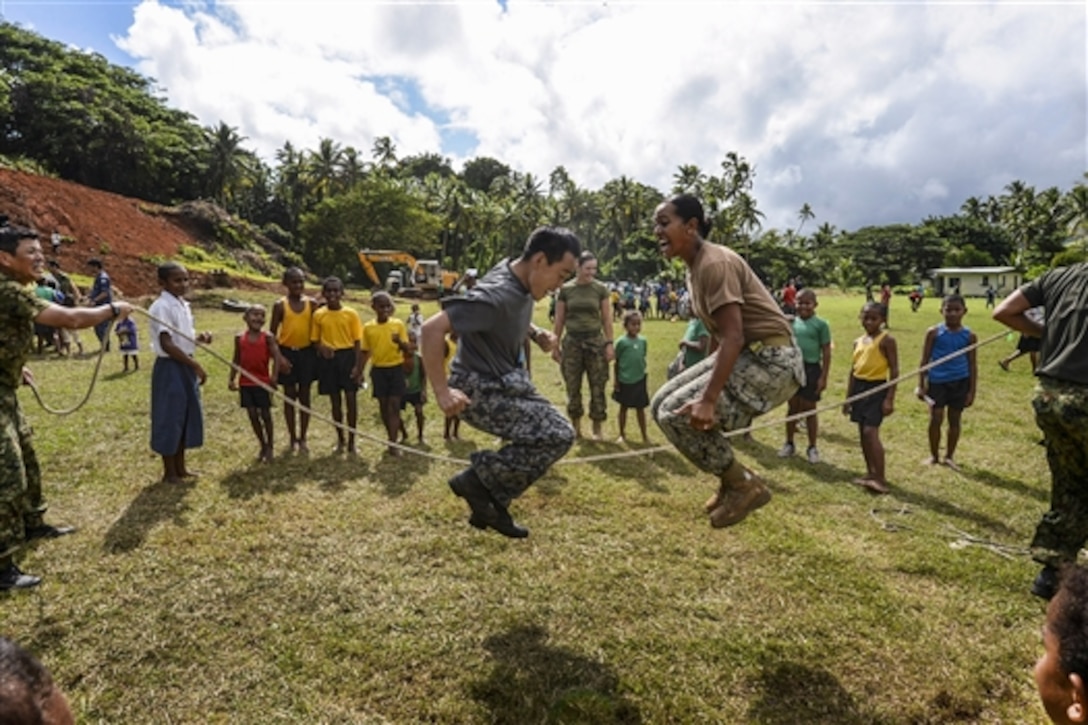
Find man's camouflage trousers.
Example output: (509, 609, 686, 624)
(451, 368, 575, 508)
(1, 388, 46, 559)
(1030, 377, 1088, 567)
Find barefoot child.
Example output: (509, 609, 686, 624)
(917, 294, 977, 470)
(843, 301, 897, 494)
(270, 267, 316, 453)
(360, 291, 411, 455)
(310, 276, 362, 454)
(149, 262, 212, 483)
(229, 305, 280, 462)
(399, 330, 426, 443)
(779, 288, 831, 463)
(613, 310, 650, 443)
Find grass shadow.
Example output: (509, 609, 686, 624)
(367, 443, 437, 497)
(470, 624, 641, 724)
(881, 487, 1020, 538)
(748, 660, 886, 725)
(102, 478, 196, 553)
(960, 465, 1048, 503)
(223, 450, 373, 497)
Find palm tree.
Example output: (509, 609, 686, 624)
(371, 136, 397, 171)
(204, 121, 250, 209)
(796, 202, 815, 234)
(338, 146, 366, 191)
(671, 164, 706, 195)
(307, 137, 343, 201)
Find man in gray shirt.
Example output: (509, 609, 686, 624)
(421, 227, 579, 538)
(994, 262, 1088, 599)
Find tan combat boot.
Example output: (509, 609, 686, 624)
(708, 461, 771, 528)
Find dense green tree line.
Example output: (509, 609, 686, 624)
(2, 22, 1086, 286)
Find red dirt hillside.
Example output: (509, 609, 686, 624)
(1, 168, 220, 296)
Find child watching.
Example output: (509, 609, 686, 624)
(229, 304, 280, 463)
(399, 330, 426, 443)
(115, 315, 139, 372)
(310, 276, 362, 454)
(149, 262, 212, 483)
(270, 267, 316, 454)
(1035, 564, 1088, 724)
(613, 310, 650, 443)
(779, 288, 831, 464)
(917, 294, 977, 470)
(360, 291, 411, 456)
(443, 331, 460, 440)
(407, 302, 423, 342)
(843, 302, 898, 494)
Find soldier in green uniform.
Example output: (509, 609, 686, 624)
(994, 262, 1088, 600)
(0, 216, 133, 591)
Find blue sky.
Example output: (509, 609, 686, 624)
(1, 0, 1085, 233)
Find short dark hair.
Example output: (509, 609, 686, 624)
(371, 290, 393, 306)
(322, 275, 343, 292)
(520, 226, 581, 265)
(282, 266, 305, 283)
(87, 258, 103, 269)
(0, 216, 38, 254)
(1054, 565, 1088, 679)
(157, 261, 185, 281)
(861, 301, 886, 318)
(667, 194, 712, 237)
(942, 293, 966, 308)
(0, 637, 56, 724)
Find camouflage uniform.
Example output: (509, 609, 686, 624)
(451, 367, 574, 508)
(1015, 263, 1088, 571)
(1029, 378, 1088, 567)
(0, 277, 49, 559)
(560, 334, 610, 422)
(651, 344, 803, 475)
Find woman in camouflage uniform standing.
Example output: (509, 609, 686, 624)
(551, 252, 614, 440)
(650, 195, 803, 529)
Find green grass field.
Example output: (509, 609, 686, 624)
(3, 288, 1055, 723)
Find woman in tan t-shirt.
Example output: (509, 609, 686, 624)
(649, 194, 803, 529)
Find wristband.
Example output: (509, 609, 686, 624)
(604, 340, 614, 346)
(529, 327, 540, 342)
(109, 302, 120, 318)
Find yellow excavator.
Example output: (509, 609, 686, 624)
(357, 250, 459, 300)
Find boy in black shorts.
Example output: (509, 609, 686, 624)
(310, 277, 362, 454)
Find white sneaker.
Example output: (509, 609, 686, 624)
(777, 442, 795, 458)
(806, 446, 820, 464)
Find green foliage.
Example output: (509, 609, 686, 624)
(0, 22, 207, 202)
(298, 176, 442, 281)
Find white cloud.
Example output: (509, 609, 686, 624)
(115, 0, 1086, 232)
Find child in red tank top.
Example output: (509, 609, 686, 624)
(229, 305, 281, 462)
